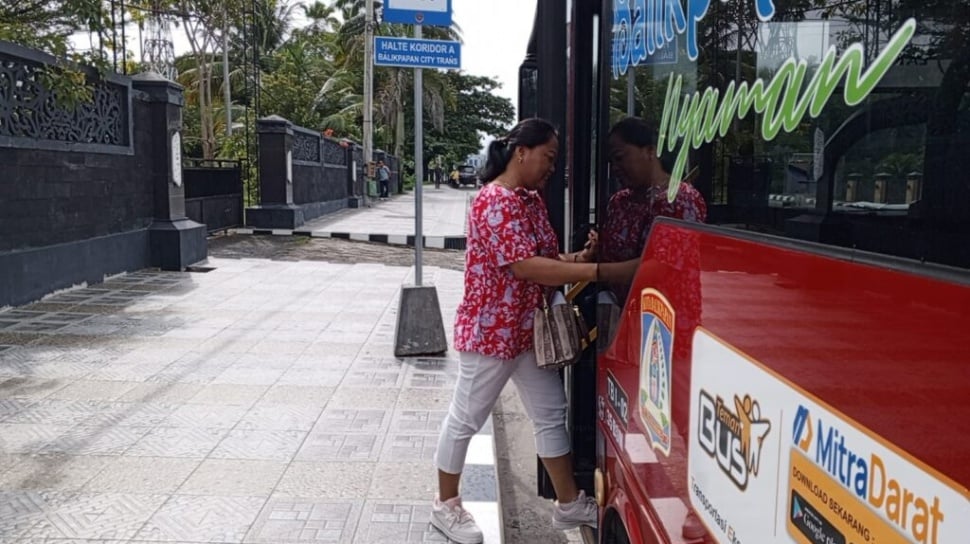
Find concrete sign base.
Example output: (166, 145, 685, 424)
(394, 285, 448, 357)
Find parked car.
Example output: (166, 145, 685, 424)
(456, 165, 479, 187)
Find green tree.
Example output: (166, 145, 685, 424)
(425, 71, 515, 167)
(0, 0, 114, 103)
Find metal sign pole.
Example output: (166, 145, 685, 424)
(413, 24, 424, 287)
(363, 0, 374, 207)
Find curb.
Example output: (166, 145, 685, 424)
(461, 415, 504, 544)
(232, 228, 467, 250)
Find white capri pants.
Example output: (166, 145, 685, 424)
(435, 350, 571, 475)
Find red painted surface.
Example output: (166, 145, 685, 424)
(596, 219, 970, 542)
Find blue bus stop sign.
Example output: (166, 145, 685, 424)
(375, 37, 461, 70)
(382, 0, 452, 27)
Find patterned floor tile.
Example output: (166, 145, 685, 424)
(248, 339, 311, 356)
(210, 367, 286, 386)
(299, 343, 363, 358)
(378, 434, 439, 462)
(236, 404, 323, 432)
(0, 490, 57, 539)
(340, 369, 405, 389)
(0, 424, 70, 454)
(46, 381, 139, 402)
(135, 495, 266, 543)
(0, 378, 69, 400)
(19, 492, 168, 541)
(176, 459, 286, 497)
(274, 462, 374, 499)
(295, 433, 383, 462)
(275, 369, 345, 388)
(39, 426, 150, 456)
(406, 372, 455, 389)
(396, 388, 454, 410)
(82, 457, 200, 494)
(366, 462, 437, 501)
(314, 408, 390, 434)
(209, 429, 307, 461)
(187, 385, 268, 407)
(348, 356, 403, 372)
(85, 362, 170, 382)
(352, 501, 449, 543)
(0, 455, 113, 492)
(161, 404, 248, 429)
(3, 400, 99, 427)
(389, 409, 448, 435)
(259, 386, 334, 407)
(324, 387, 399, 410)
(125, 427, 228, 458)
(115, 383, 204, 404)
(0, 399, 36, 422)
(86, 402, 178, 428)
(244, 497, 363, 543)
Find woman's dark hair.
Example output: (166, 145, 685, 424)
(608, 116, 674, 173)
(480, 118, 558, 183)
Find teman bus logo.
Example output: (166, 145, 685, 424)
(697, 391, 772, 490)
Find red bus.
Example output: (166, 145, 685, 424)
(520, 1, 970, 543)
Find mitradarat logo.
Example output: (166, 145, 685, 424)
(791, 405, 946, 544)
(697, 392, 771, 490)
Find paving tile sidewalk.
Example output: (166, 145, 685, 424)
(0, 257, 500, 543)
(236, 185, 476, 249)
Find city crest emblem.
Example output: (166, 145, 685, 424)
(639, 288, 674, 456)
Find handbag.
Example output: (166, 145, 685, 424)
(533, 292, 590, 369)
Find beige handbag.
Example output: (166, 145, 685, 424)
(533, 293, 590, 369)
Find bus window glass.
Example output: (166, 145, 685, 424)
(602, 0, 970, 271)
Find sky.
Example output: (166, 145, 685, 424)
(77, 0, 536, 118)
(449, 0, 535, 115)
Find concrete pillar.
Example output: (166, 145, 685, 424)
(874, 172, 890, 204)
(131, 72, 207, 271)
(846, 173, 861, 202)
(246, 115, 303, 229)
(906, 171, 923, 204)
(345, 141, 360, 208)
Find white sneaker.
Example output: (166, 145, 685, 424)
(430, 495, 484, 544)
(552, 490, 598, 530)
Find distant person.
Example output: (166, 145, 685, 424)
(431, 118, 603, 543)
(377, 160, 390, 199)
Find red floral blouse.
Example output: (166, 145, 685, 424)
(454, 183, 560, 360)
(599, 183, 707, 351)
(599, 183, 707, 264)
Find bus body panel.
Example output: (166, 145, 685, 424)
(595, 218, 970, 543)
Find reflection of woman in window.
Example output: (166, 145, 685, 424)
(595, 117, 707, 324)
(598, 117, 708, 540)
(600, 117, 706, 279)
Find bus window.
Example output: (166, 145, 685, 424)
(604, 0, 970, 270)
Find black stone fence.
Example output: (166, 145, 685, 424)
(0, 40, 206, 308)
(183, 158, 244, 233)
(246, 115, 401, 229)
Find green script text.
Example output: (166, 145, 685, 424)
(657, 18, 916, 202)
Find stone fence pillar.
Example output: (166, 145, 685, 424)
(247, 115, 303, 229)
(131, 72, 207, 270)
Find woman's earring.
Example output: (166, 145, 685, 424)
(518, 155, 524, 164)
